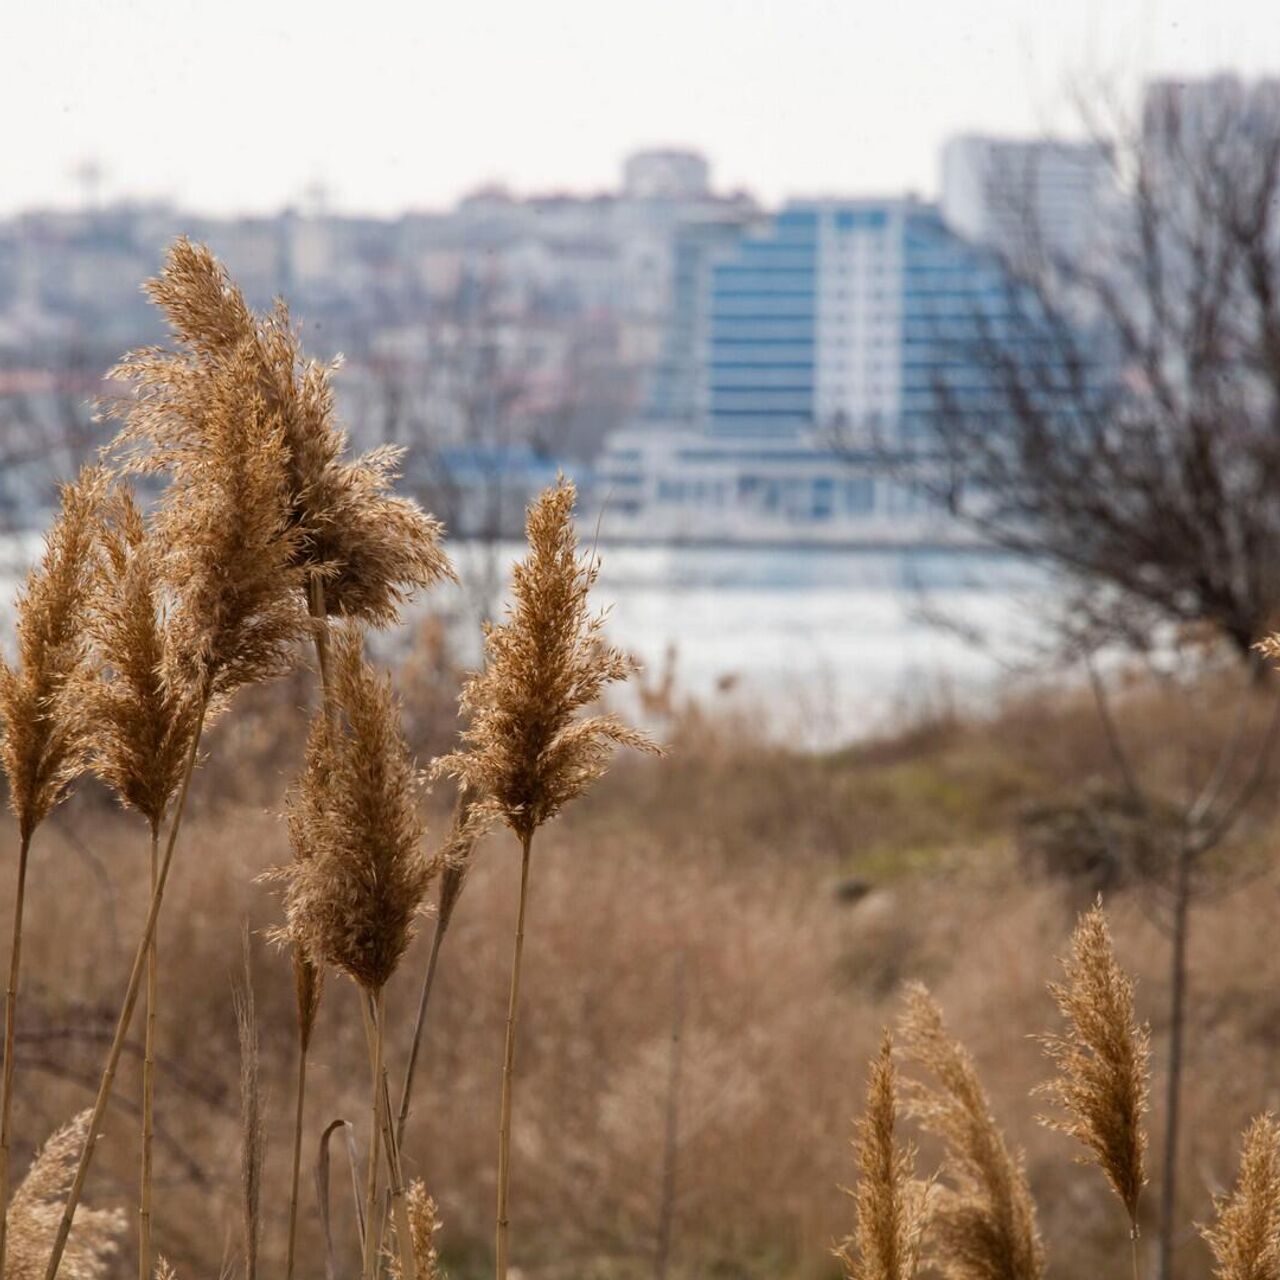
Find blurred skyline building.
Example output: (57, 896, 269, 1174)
(600, 144, 1109, 543)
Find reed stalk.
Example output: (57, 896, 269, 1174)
(0, 828, 33, 1270)
(495, 831, 534, 1280)
(44, 689, 209, 1280)
(361, 990, 419, 1280)
(138, 822, 160, 1280)
(361, 997, 386, 1280)
(285, 1043, 309, 1280)
(396, 921, 447, 1152)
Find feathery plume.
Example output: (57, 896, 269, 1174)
(3, 1112, 125, 1280)
(1037, 900, 1149, 1235)
(898, 985, 1045, 1280)
(1201, 1114, 1280, 1280)
(80, 484, 198, 828)
(0, 466, 104, 1279)
(45, 255, 317, 1280)
(109, 238, 454, 628)
(434, 477, 661, 838)
(435, 479, 660, 1280)
(0, 465, 105, 838)
(139, 344, 309, 701)
(836, 1031, 929, 1280)
(271, 625, 435, 993)
(388, 1181, 443, 1280)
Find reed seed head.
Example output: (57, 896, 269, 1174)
(434, 478, 661, 839)
(0, 466, 105, 840)
(3, 1111, 125, 1280)
(1201, 1114, 1280, 1280)
(111, 238, 454, 628)
(898, 984, 1045, 1280)
(122, 333, 311, 700)
(388, 1180, 443, 1280)
(1036, 899, 1149, 1232)
(836, 1030, 929, 1280)
(79, 484, 199, 828)
(272, 626, 435, 992)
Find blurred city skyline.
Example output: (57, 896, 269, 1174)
(6, 0, 1280, 218)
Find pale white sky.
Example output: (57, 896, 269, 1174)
(5, 0, 1280, 217)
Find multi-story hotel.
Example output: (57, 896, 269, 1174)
(598, 138, 1112, 544)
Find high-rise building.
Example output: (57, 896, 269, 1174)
(600, 195, 1030, 540)
(702, 197, 1014, 445)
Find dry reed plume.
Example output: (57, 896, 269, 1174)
(898, 984, 1045, 1280)
(271, 625, 436, 1280)
(46, 248, 317, 1279)
(388, 1181, 443, 1280)
(3, 1113, 124, 1280)
(1037, 900, 1150, 1252)
(0, 466, 104, 1277)
(111, 237, 453, 629)
(836, 1031, 929, 1280)
(273, 626, 434, 994)
(113, 240, 453, 1280)
(436, 477, 660, 1280)
(1200, 1114, 1280, 1280)
(79, 484, 200, 1280)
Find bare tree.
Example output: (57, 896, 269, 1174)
(911, 80, 1280, 1280)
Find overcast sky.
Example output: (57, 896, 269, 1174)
(5, 0, 1280, 217)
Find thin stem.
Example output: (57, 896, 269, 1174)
(364, 990, 419, 1280)
(285, 1040, 308, 1280)
(308, 575, 338, 732)
(396, 919, 448, 1151)
(1132, 1226, 1142, 1280)
(360, 993, 385, 1280)
(139, 821, 160, 1280)
(495, 830, 534, 1280)
(1156, 840, 1193, 1280)
(45, 689, 209, 1280)
(0, 828, 33, 1278)
(654, 951, 686, 1280)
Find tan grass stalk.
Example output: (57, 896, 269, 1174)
(140, 823, 159, 1280)
(270, 627, 437, 1280)
(396, 786, 489, 1149)
(434, 478, 661, 1279)
(0, 468, 103, 1278)
(79, 484, 199, 1280)
(1036, 899, 1150, 1259)
(3, 1112, 124, 1280)
(44, 698, 208, 1280)
(898, 984, 1045, 1280)
(1201, 1114, 1280, 1280)
(235, 932, 265, 1280)
(47, 267, 310, 1280)
(285, 908, 323, 1280)
(836, 1031, 929, 1280)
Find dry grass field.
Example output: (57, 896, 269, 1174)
(7, 654, 1280, 1280)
